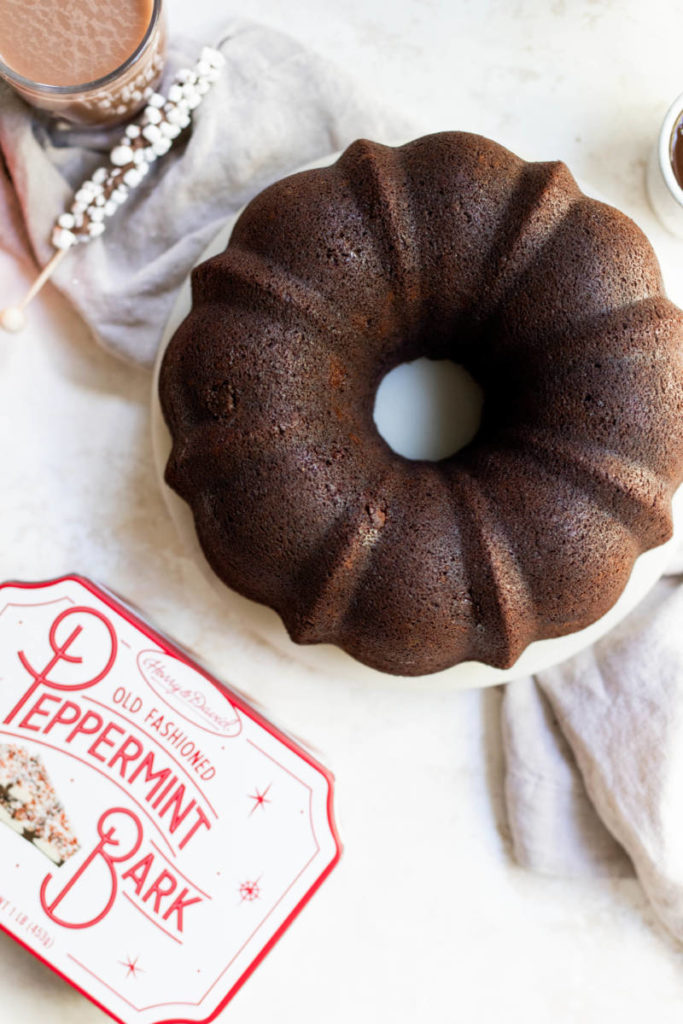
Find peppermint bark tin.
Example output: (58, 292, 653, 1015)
(0, 576, 340, 1023)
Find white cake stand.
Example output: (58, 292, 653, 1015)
(151, 153, 682, 689)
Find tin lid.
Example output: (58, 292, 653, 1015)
(0, 576, 341, 1023)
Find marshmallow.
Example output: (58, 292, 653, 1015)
(52, 227, 77, 249)
(201, 46, 226, 68)
(160, 120, 180, 139)
(166, 106, 187, 126)
(142, 123, 162, 143)
(123, 167, 143, 188)
(110, 144, 134, 167)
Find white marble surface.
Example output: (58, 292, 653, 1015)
(3, 0, 683, 1021)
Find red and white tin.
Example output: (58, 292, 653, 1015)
(0, 576, 341, 1023)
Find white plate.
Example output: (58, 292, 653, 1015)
(151, 152, 681, 689)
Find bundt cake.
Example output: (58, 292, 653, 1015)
(159, 131, 683, 677)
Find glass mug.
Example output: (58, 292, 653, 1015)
(0, 0, 166, 126)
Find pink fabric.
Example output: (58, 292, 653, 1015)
(0, 153, 32, 266)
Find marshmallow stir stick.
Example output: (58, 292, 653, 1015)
(0, 46, 226, 334)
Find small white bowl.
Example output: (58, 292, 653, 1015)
(646, 90, 683, 237)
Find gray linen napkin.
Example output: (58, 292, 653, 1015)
(503, 540, 683, 944)
(0, 18, 409, 365)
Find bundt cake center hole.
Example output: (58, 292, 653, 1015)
(373, 358, 484, 461)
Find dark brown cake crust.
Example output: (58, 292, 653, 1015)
(159, 132, 683, 676)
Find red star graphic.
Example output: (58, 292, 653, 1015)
(247, 783, 272, 816)
(119, 955, 144, 978)
(239, 878, 261, 902)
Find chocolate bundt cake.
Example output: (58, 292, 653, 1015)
(160, 132, 683, 677)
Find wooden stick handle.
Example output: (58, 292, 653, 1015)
(21, 248, 67, 309)
(0, 248, 67, 333)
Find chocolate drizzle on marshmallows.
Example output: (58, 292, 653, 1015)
(52, 47, 226, 251)
(0, 46, 226, 334)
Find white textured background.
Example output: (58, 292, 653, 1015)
(3, 1, 683, 1022)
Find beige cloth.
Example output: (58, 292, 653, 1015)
(503, 538, 683, 943)
(0, 18, 408, 365)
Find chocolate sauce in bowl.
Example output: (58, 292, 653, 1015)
(669, 110, 683, 189)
